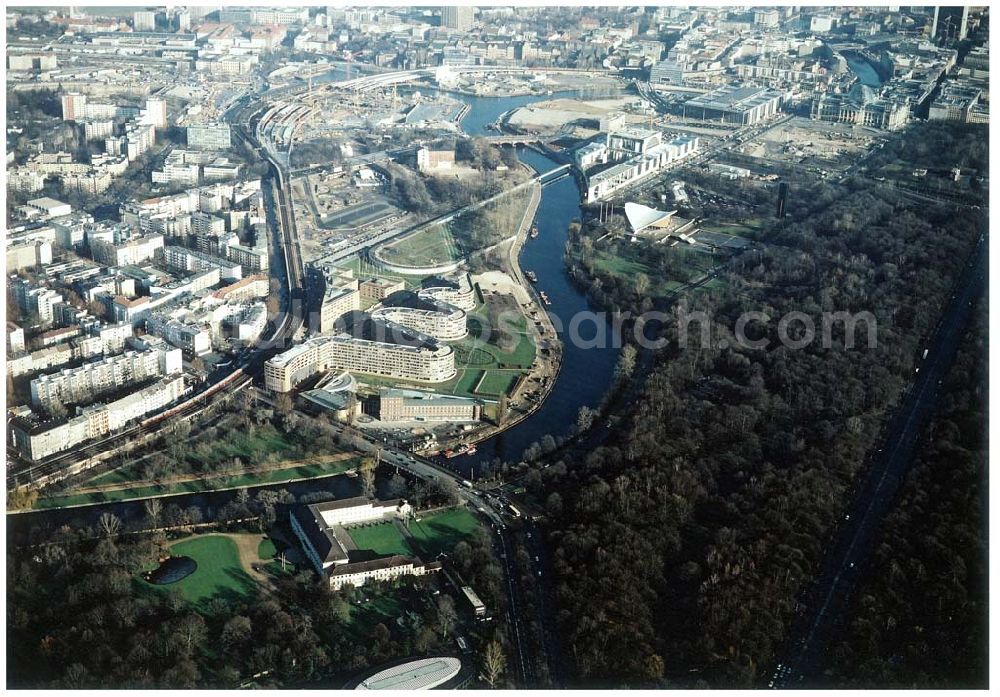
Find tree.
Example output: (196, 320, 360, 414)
(144, 498, 162, 528)
(359, 456, 377, 499)
(435, 595, 457, 639)
(48, 397, 68, 420)
(576, 406, 596, 433)
(98, 512, 121, 539)
(480, 639, 507, 688)
(221, 615, 252, 652)
(616, 344, 638, 380)
(275, 392, 294, 416)
(386, 473, 408, 498)
(175, 614, 208, 658)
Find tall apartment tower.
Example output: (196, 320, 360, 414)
(61, 93, 87, 121)
(145, 98, 168, 129)
(441, 6, 474, 32)
(133, 10, 156, 31)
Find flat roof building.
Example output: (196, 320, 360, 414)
(682, 85, 783, 125)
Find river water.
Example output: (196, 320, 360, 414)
(8, 88, 621, 536)
(844, 53, 884, 88)
(449, 92, 621, 471)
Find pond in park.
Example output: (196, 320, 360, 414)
(145, 556, 197, 585)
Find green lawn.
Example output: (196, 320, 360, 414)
(348, 522, 414, 557)
(345, 508, 483, 562)
(258, 538, 277, 560)
(475, 371, 518, 396)
(34, 458, 360, 510)
(453, 330, 535, 371)
(380, 224, 458, 267)
(407, 508, 481, 559)
(140, 535, 256, 611)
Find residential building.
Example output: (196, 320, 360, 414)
(264, 314, 456, 392)
(12, 375, 186, 461)
(29, 344, 182, 412)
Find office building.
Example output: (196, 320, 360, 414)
(290, 496, 439, 590)
(682, 86, 783, 125)
(187, 123, 232, 150)
(810, 84, 910, 130)
(378, 388, 482, 422)
(441, 6, 474, 32)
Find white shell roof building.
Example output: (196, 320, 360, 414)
(355, 657, 462, 690)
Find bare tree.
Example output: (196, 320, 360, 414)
(275, 392, 294, 416)
(144, 498, 162, 528)
(98, 512, 121, 539)
(359, 456, 377, 499)
(436, 595, 457, 639)
(480, 639, 507, 688)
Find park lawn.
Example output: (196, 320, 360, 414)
(452, 331, 535, 371)
(347, 522, 414, 557)
(258, 538, 277, 560)
(590, 248, 707, 296)
(84, 425, 302, 489)
(334, 256, 426, 290)
(185, 427, 298, 470)
(382, 224, 458, 267)
(407, 508, 481, 559)
(33, 458, 360, 510)
(141, 535, 257, 611)
(475, 371, 518, 396)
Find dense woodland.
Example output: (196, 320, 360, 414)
(542, 123, 986, 687)
(827, 299, 987, 687)
(8, 495, 502, 688)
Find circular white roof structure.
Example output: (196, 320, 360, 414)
(624, 202, 677, 233)
(356, 657, 462, 690)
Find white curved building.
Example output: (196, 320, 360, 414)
(418, 273, 477, 312)
(356, 657, 462, 690)
(265, 315, 456, 392)
(370, 304, 467, 342)
(624, 202, 678, 233)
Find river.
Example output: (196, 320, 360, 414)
(844, 52, 884, 88)
(448, 92, 621, 471)
(8, 88, 621, 537)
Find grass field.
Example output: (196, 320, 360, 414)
(258, 538, 277, 560)
(140, 535, 256, 611)
(34, 458, 359, 510)
(408, 508, 481, 558)
(342, 508, 482, 563)
(475, 371, 518, 396)
(333, 257, 426, 292)
(348, 522, 414, 557)
(381, 224, 459, 267)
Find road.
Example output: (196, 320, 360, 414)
(771, 228, 987, 687)
(336, 431, 538, 685)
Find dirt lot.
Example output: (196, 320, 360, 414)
(736, 116, 886, 169)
